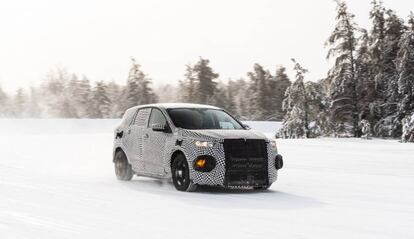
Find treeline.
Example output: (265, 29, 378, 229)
(0, 57, 290, 120)
(279, 0, 414, 141)
(0, 0, 413, 141)
(0, 58, 157, 119)
(178, 58, 291, 121)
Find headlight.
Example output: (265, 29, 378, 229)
(194, 140, 214, 148)
(270, 140, 277, 149)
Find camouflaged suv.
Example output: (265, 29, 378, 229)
(113, 103, 283, 191)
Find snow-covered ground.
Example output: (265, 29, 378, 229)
(0, 119, 413, 239)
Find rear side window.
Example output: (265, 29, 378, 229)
(148, 108, 167, 127)
(133, 108, 151, 127)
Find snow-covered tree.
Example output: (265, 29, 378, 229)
(359, 119, 372, 139)
(247, 64, 271, 120)
(212, 83, 228, 110)
(180, 58, 219, 105)
(26, 87, 42, 118)
(0, 85, 11, 117)
(13, 88, 27, 118)
(306, 81, 329, 137)
(179, 64, 197, 102)
(269, 66, 291, 120)
(74, 75, 93, 118)
(280, 59, 310, 138)
(193, 57, 219, 104)
(106, 81, 125, 118)
(401, 113, 414, 142)
(373, 10, 406, 137)
(230, 78, 250, 119)
(395, 14, 414, 122)
(90, 81, 111, 118)
(124, 58, 157, 110)
(154, 84, 179, 103)
(326, 0, 361, 137)
(225, 80, 238, 115)
(355, 29, 376, 123)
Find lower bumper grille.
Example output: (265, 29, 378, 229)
(223, 139, 268, 187)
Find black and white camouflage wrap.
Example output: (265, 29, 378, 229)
(113, 103, 280, 187)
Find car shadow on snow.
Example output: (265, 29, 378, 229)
(120, 178, 325, 210)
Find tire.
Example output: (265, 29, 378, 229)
(171, 154, 197, 192)
(114, 150, 134, 181)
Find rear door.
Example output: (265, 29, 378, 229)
(142, 108, 171, 175)
(124, 107, 151, 172)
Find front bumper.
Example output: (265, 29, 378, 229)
(188, 140, 281, 188)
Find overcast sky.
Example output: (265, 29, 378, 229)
(0, 0, 413, 93)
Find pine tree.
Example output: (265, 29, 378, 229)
(27, 87, 42, 118)
(212, 83, 228, 110)
(382, 10, 406, 112)
(90, 81, 112, 118)
(193, 57, 219, 104)
(326, 0, 360, 137)
(180, 64, 197, 102)
(355, 29, 376, 122)
(306, 80, 329, 137)
(225, 80, 238, 115)
(231, 78, 250, 119)
(401, 113, 414, 142)
(246, 64, 271, 120)
(106, 81, 123, 118)
(42, 67, 70, 117)
(77, 76, 93, 118)
(0, 85, 11, 117)
(369, 0, 386, 75)
(280, 59, 310, 138)
(61, 74, 80, 118)
(124, 58, 157, 110)
(395, 12, 414, 123)
(374, 9, 406, 137)
(269, 66, 291, 120)
(13, 88, 26, 118)
(359, 119, 372, 139)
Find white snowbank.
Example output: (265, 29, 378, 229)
(0, 119, 413, 239)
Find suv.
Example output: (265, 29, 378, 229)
(113, 103, 283, 192)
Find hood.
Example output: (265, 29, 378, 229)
(180, 129, 269, 141)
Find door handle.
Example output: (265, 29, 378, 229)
(143, 133, 149, 139)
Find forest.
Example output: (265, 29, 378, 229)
(0, 0, 413, 141)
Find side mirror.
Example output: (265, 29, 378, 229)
(243, 124, 251, 130)
(151, 123, 166, 132)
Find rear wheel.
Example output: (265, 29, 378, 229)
(114, 150, 134, 181)
(172, 154, 197, 192)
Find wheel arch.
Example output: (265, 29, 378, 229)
(113, 147, 125, 162)
(170, 150, 186, 169)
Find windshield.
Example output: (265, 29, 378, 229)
(167, 108, 244, 130)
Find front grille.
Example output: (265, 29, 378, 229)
(223, 139, 268, 187)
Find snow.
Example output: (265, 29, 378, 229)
(0, 119, 413, 239)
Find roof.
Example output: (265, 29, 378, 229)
(131, 103, 221, 110)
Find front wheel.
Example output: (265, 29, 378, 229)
(172, 154, 197, 192)
(114, 150, 134, 181)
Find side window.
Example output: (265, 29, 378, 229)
(148, 108, 167, 127)
(133, 108, 151, 127)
